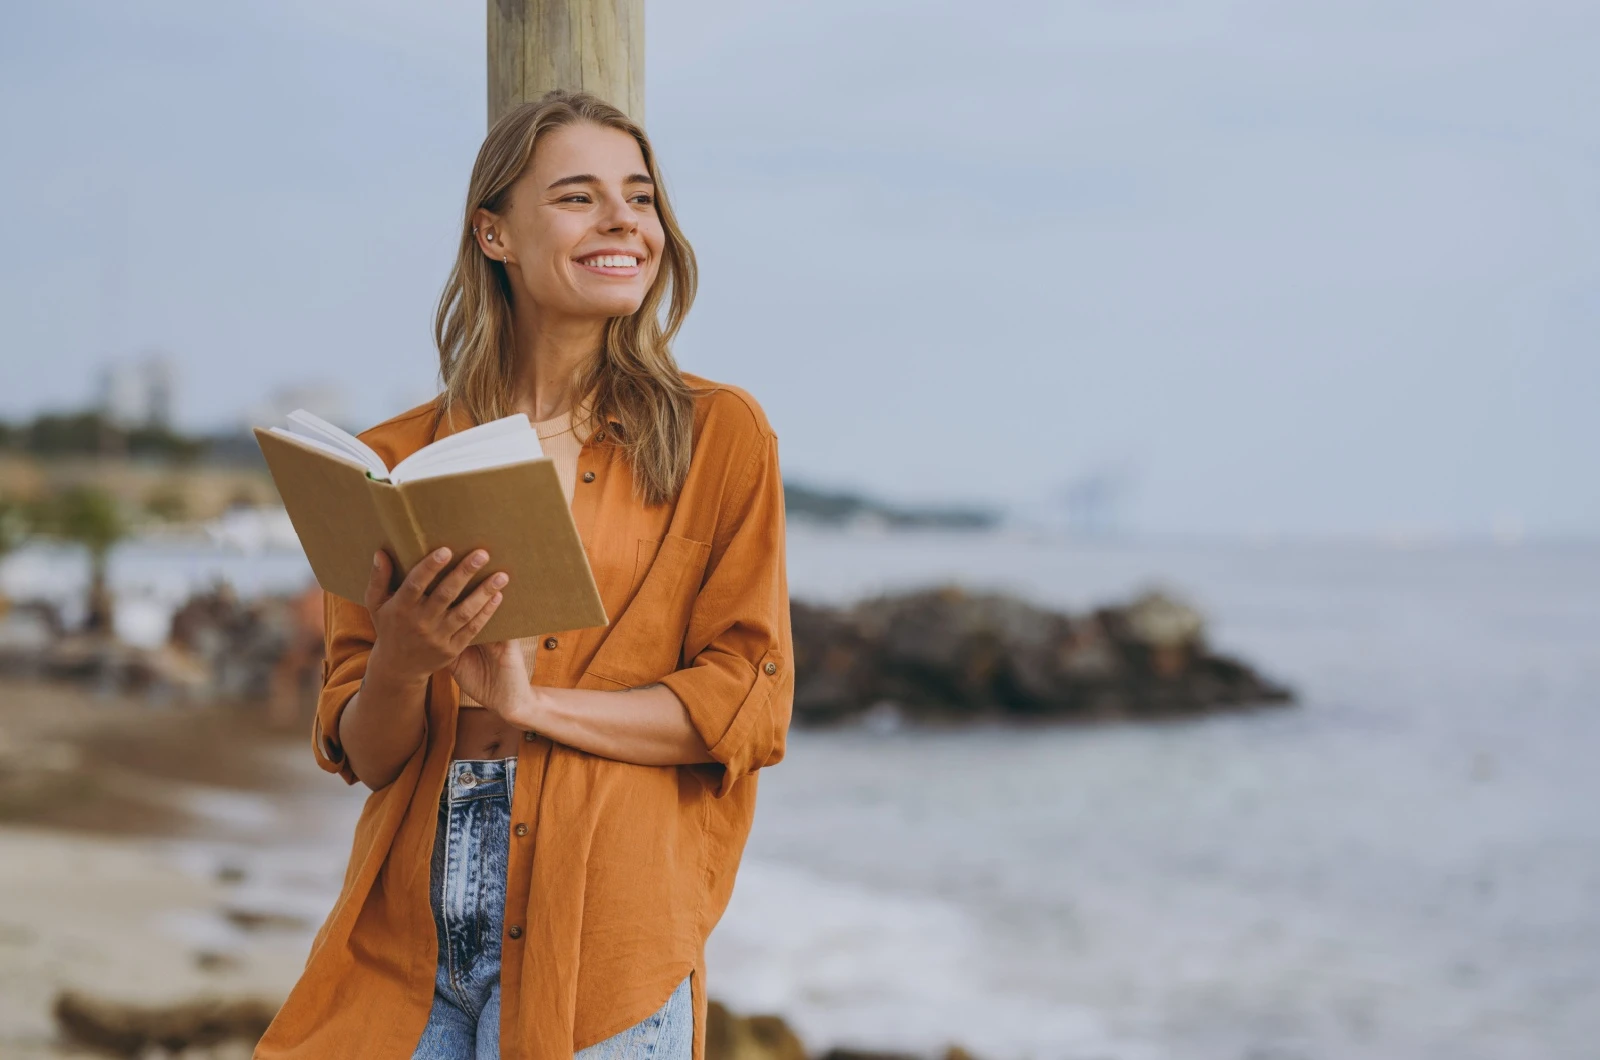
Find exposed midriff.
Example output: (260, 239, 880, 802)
(453, 403, 586, 759)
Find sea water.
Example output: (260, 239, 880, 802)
(707, 528, 1600, 1060)
(14, 528, 1597, 1059)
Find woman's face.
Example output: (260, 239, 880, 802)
(476, 122, 666, 322)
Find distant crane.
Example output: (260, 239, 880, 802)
(1055, 467, 1133, 536)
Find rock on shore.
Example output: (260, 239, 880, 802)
(52, 992, 274, 1058)
(790, 587, 1292, 725)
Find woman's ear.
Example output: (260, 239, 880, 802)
(471, 208, 510, 264)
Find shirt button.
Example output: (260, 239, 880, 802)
(543, 636, 558, 650)
(523, 730, 536, 742)
(508, 925, 523, 940)
(764, 661, 778, 675)
(514, 823, 528, 837)
(458, 771, 477, 786)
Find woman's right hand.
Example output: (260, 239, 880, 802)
(362, 547, 509, 687)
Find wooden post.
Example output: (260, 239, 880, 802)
(488, 0, 645, 127)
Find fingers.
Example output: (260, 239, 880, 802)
(447, 568, 509, 629)
(363, 550, 395, 612)
(426, 549, 490, 614)
(447, 571, 509, 640)
(398, 546, 454, 604)
(451, 587, 506, 646)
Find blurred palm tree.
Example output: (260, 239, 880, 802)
(31, 485, 126, 633)
(0, 494, 29, 557)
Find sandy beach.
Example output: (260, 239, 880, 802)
(0, 681, 360, 1058)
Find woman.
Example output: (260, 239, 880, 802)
(256, 90, 793, 1060)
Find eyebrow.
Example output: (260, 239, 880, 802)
(547, 173, 655, 191)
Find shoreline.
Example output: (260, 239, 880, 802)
(0, 680, 360, 1058)
(0, 681, 954, 1060)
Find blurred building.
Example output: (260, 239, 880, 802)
(245, 383, 351, 432)
(97, 351, 175, 429)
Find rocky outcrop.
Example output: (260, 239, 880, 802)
(791, 587, 1291, 725)
(53, 990, 277, 1057)
(706, 999, 809, 1060)
(10, 576, 1289, 732)
(54, 990, 969, 1060)
(704, 1001, 979, 1060)
(0, 582, 325, 723)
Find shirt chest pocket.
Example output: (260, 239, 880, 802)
(586, 533, 713, 688)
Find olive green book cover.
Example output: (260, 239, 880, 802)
(254, 427, 608, 644)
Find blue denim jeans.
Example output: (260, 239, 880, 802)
(411, 757, 694, 1060)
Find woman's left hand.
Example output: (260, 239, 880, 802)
(448, 639, 537, 726)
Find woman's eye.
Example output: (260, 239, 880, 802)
(631, 195, 654, 205)
(560, 194, 591, 203)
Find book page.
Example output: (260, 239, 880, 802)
(390, 412, 544, 484)
(282, 409, 389, 479)
(263, 427, 373, 473)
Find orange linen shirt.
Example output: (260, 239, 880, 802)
(255, 373, 794, 1060)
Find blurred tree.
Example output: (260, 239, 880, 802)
(31, 485, 126, 633)
(127, 425, 206, 463)
(26, 412, 122, 457)
(8, 411, 207, 462)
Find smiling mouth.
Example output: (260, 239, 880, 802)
(574, 253, 642, 274)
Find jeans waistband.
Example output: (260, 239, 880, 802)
(442, 756, 517, 805)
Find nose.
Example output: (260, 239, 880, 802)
(597, 190, 637, 234)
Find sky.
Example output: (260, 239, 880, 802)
(1, 0, 1596, 537)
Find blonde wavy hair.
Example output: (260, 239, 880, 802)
(433, 90, 698, 506)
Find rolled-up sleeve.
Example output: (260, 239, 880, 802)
(659, 431, 793, 797)
(312, 590, 374, 785)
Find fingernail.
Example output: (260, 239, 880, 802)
(490, 573, 509, 588)
(470, 551, 487, 568)
(373, 552, 382, 567)
(433, 547, 450, 561)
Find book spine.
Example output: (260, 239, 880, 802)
(368, 483, 430, 575)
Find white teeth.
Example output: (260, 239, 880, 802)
(582, 255, 637, 268)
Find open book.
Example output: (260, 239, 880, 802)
(255, 409, 607, 644)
